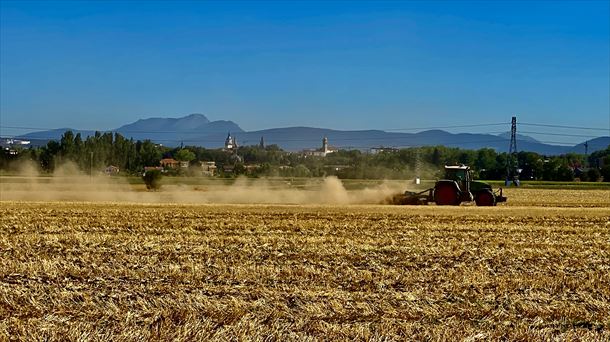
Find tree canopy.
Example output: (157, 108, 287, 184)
(2, 130, 608, 182)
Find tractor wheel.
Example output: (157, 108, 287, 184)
(434, 183, 460, 206)
(475, 190, 496, 206)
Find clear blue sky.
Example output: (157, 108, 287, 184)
(1, 0, 609, 144)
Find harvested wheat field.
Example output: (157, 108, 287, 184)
(1, 192, 609, 340)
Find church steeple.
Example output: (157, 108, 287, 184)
(225, 132, 235, 150)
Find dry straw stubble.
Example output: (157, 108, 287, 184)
(1, 202, 609, 340)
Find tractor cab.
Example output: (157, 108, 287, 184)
(444, 165, 471, 192)
(442, 165, 474, 202)
(434, 165, 506, 206)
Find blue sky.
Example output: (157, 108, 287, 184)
(1, 0, 609, 144)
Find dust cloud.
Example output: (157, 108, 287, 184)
(1, 162, 407, 205)
(194, 176, 402, 205)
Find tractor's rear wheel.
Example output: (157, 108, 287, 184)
(475, 190, 496, 206)
(434, 183, 460, 206)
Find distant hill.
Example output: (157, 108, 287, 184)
(570, 137, 610, 154)
(241, 128, 569, 155)
(17, 128, 96, 144)
(497, 132, 540, 143)
(116, 113, 211, 132)
(114, 113, 243, 144)
(15, 114, 609, 155)
(19, 113, 244, 146)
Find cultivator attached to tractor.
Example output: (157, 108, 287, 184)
(388, 165, 507, 206)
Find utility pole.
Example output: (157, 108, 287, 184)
(584, 141, 589, 168)
(584, 141, 589, 155)
(506, 116, 519, 186)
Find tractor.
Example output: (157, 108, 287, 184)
(389, 165, 507, 206)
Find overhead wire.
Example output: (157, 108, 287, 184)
(1, 120, 607, 149)
(2, 129, 602, 143)
(2, 121, 608, 135)
(1, 122, 511, 135)
(520, 122, 610, 131)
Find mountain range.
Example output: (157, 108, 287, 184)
(16, 113, 610, 155)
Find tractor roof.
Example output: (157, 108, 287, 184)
(444, 165, 470, 170)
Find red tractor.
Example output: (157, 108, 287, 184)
(390, 165, 507, 206)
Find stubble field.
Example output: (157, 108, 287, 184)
(1, 179, 609, 340)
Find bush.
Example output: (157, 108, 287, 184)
(293, 164, 312, 177)
(601, 165, 610, 182)
(556, 164, 574, 181)
(142, 169, 163, 190)
(586, 168, 601, 182)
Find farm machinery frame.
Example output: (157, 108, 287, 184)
(390, 165, 507, 206)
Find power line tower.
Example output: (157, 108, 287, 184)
(584, 140, 589, 168)
(505, 116, 519, 186)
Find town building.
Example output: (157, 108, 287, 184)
(200, 161, 217, 176)
(0, 138, 31, 148)
(370, 146, 399, 154)
(302, 137, 337, 157)
(224, 132, 238, 151)
(160, 158, 180, 169)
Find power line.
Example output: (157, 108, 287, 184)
(1, 134, 513, 144)
(517, 131, 599, 138)
(379, 123, 509, 131)
(2, 120, 606, 149)
(3, 121, 609, 135)
(520, 122, 610, 131)
(3, 126, 602, 143)
(0, 125, 63, 131)
(0, 126, 220, 135)
(0, 123, 516, 135)
(4, 130, 600, 143)
(0, 132, 574, 149)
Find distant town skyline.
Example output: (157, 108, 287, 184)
(1, 1, 609, 144)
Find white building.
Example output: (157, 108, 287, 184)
(200, 161, 217, 176)
(224, 132, 238, 151)
(370, 146, 399, 154)
(303, 137, 337, 157)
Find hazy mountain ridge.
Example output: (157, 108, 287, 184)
(15, 114, 609, 155)
(570, 137, 610, 154)
(497, 132, 540, 143)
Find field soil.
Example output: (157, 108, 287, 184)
(1, 195, 609, 340)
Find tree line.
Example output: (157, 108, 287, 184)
(2, 130, 609, 181)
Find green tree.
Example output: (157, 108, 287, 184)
(293, 164, 312, 177)
(475, 148, 497, 172)
(142, 169, 163, 190)
(174, 149, 196, 163)
(600, 165, 610, 182)
(518, 151, 543, 180)
(430, 148, 442, 167)
(586, 168, 601, 182)
(542, 159, 559, 181)
(60, 130, 77, 161)
(137, 140, 162, 168)
(40, 140, 62, 172)
(556, 164, 574, 181)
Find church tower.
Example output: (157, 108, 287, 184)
(225, 132, 235, 150)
